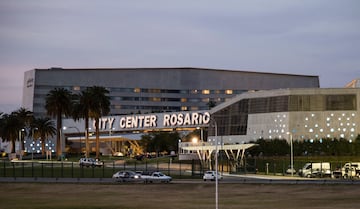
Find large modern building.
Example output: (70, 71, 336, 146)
(18, 67, 360, 161)
(22, 67, 319, 117)
(207, 87, 360, 144)
(19, 67, 322, 156)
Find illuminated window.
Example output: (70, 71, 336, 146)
(151, 97, 161, 102)
(134, 88, 141, 93)
(202, 89, 210, 95)
(202, 98, 210, 102)
(191, 90, 198, 94)
(225, 89, 233, 95)
(181, 98, 187, 102)
(149, 89, 161, 93)
(190, 106, 199, 111)
(181, 106, 188, 111)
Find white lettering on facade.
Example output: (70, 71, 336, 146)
(93, 117, 116, 130)
(94, 112, 210, 131)
(183, 113, 191, 125)
(119, 115, 157, 129)
(163, 112, 210, 127)
(108, 117, 115, 129)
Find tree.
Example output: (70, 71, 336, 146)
(140, 132, 180, 155)
(13, 108, 34, 150)
(45, 88, 74, 158)
(0, 113, 23, 153)
(87, 86, 110, 159)
(72, 90, 92, 157)
(32, 117, 56, 156)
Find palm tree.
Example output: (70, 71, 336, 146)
(0, 113, 23, 153)
(87, 86, 110, 159)
(45, 88, 74, 158)
(32, 117, 56, 156)
(72, 90, 92, 157)
(13, 108, 34, 150)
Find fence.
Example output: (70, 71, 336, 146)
(1, 157, 358, 179)
(0, 159, 205, 179)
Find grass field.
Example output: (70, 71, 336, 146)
(1, 182, 360, 209)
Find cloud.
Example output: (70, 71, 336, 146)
(0, 0, 359, 111)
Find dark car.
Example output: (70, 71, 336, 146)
(112, 171, 142, 182)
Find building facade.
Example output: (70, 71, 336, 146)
(22, 67, 319, 117)
(208, 88, 360, 144)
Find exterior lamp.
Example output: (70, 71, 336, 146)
(287, 131, 294, 177)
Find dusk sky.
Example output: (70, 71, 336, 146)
(0, 0, 359, 113)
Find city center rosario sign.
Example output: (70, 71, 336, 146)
(84, 111, 211, 132)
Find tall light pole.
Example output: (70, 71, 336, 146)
(290, 133, 293, 177)
(210, 118, 219, 209)
(32, 127, 38, 160)
(287, 131, 294, 177)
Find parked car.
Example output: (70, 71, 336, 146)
(141, 172, 172, 183)
(286, 166, 297, 175)
(112, 171, 142, 182)
(79, 158, 104, 167)
(332, 162, 360, 179)
(203, 171, 222, 181)
(112, 152, 124, 157)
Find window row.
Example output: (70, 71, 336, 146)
(36, 85, 246, 95)
(111, 96, 225, 103)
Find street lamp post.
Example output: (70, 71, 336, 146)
(287, 131, 294, 177)
(290, 133, 294, 177)
(32, 128, 38, 160)
(210, 118, 219, 209)
(215, 121, 218, 209)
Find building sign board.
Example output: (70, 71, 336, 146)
(85, 111, 210, 132)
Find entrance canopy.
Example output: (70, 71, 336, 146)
(179, 142, 258, 170)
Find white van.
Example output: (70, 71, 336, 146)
(298, 162, 331, 178)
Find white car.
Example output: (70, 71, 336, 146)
(141, 172, 172, 183)
(112, 152, 124, 157)
(79, 158, 104, 167)
(203, 171, 222, 181)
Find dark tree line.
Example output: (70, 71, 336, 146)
(139, 132, 180, 156)
(249, 135, 360, 157)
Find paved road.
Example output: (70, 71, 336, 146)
(1, 174, 360, 185)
